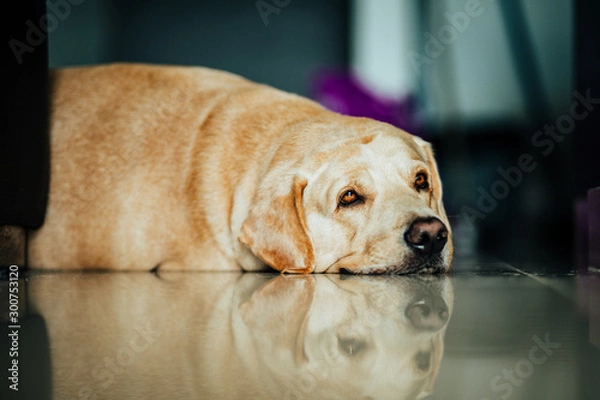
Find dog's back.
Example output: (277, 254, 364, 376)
(29, 64, 326, 270)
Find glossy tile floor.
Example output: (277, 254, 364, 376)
(1, 261, 599, 400)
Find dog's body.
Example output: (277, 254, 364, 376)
(29, 64, 452, 273)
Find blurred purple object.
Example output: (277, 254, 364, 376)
(311, 69, 421, 137)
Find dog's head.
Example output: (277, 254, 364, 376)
(239, 118, 452, 274)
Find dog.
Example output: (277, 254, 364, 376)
(28, 63, 452, 273)
(27, 272, 453, 399)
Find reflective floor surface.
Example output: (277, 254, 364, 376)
(1, 263, 599, 400)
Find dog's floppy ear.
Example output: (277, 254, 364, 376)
(239, 176, 315, 273)
(413, 136, 448, 222)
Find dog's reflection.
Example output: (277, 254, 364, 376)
(29, 272, 453, 400)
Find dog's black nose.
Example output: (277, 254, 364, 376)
(404, 217, 448, 255)
(406, 295, 449, 332)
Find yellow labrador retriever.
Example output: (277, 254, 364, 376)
(29, 63, 452, 273)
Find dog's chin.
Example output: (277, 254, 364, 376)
(340, 255, 448, 275)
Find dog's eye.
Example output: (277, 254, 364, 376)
(414, 173, 429, 191)
(338, 190, 361, 207)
